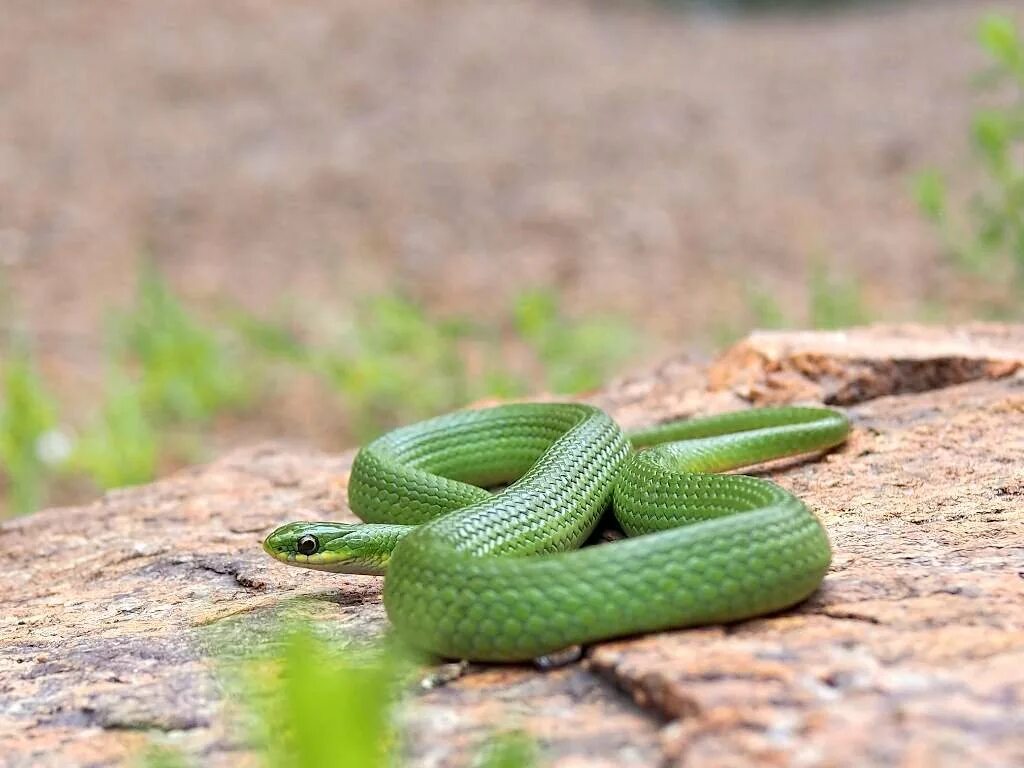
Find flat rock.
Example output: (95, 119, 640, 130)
(1, 325, 1022, 767)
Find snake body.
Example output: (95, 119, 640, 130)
(264, 403, 849, 661)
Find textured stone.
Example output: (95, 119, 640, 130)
(706, 323, 1023, 406)
(1, 325, 1023, 767)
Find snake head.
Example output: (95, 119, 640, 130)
(263, 521, 400, 575)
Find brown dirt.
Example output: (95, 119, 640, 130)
(0, 0, 1018, 449)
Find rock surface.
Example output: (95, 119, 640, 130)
(1, 325, 1022, 767)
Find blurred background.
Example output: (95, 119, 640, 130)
(2, 0, 1023, 516)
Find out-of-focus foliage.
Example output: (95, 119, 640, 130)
(743, 286, 788, 331)
(513, 289, 635, 395)
(713, 260, 869, 346)
(138, 625, 538, 768)
(250, 629, 402, 768)
(0, 344, 62, 514)
(136, 746, 190, 768)
(662, 0, 898, 12)
(112, 262, 253, 423)
(0, 265, 257, 510)
(139, 626, 404, 768)
(239, 290, 637, 441)
(312, 295, 476, 440)
(808, 259, 869, 330)
(0, 267, 639, 515)
(913, 13, 1024, 316)
(66, 265, 251, 494)
(71, 373, 158, 489)
(473, 730, 539, 768)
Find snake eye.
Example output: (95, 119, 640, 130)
(296, 534, 319, 556)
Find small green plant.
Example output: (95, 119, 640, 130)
(236, 291, 638, 440)
(136, 746, 190, 768)
(237, 294, 507, 439)
(142, 625, 408, 768)
(71, 372, 158, 489)
(713, 259, 870, 347)
(64, 264, 255, 494)
(230, 310, 310, 364)
(1, 269, 640, 513)
(112, 263, 252, 424)
(512, 289, 636, 394)
(744, 286, 788, 331)
(0, 344, 63, 514)
(913, 13, 1024, 313)
(141, 625, 539, 768)
(807, 259, 869, 329)
(474, 730, 539, 768)
(311, 295, 475, 440)
(251, 628, 405, 768)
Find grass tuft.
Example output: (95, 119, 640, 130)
(914, 13, 1024, 314)
(139, 624, 539, 768)
(0, 342, 62, 514)
(1, 273, 640, 515)
(112, 262, 252, 424)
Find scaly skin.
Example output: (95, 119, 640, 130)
(264, 403, 849, 661)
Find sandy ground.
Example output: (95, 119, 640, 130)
(0, 0, 1018, 450)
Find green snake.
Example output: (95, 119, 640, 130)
(264, 403, 849, 662)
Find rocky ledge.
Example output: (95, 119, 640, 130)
(1, 325, 1022, 767)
